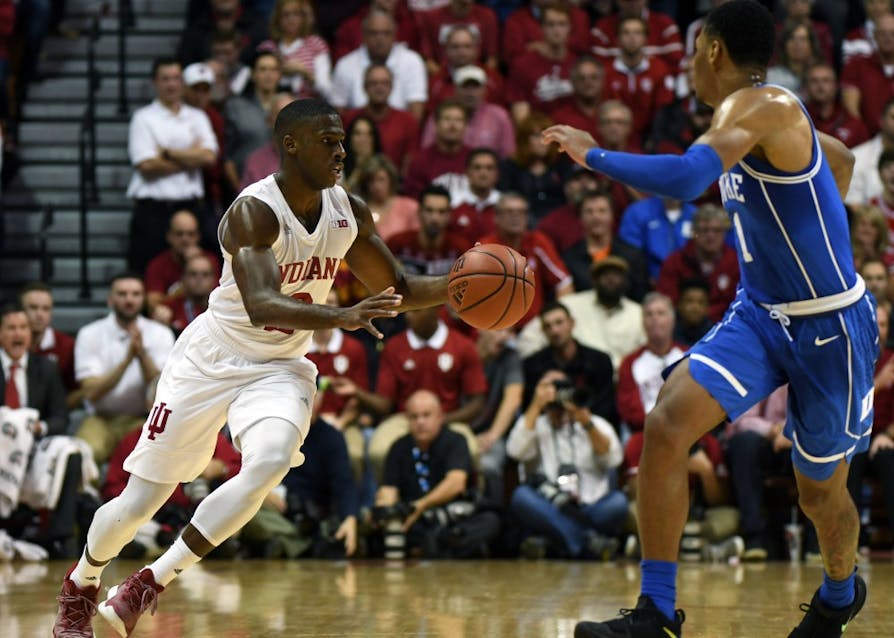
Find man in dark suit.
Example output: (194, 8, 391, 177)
(0, 303, 81, 557)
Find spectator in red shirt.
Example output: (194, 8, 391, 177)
(183, 62, 230, 214)
(616, 292, 687, 432)
(502, 0, 592, 61)
(335, 305, 487, 422)
(590, 0, 684, 71)
(804, 63, 869, 149)
(427, 24, 505, 109)
(241, 93, 295, 188)
(144, 209, 221, 324)
(591, 100, 642, 217)
(388, 184, 472, 275)
(306, 291, 370, 430)
(450, 148, 501, 244)
(548, 56, 605, 143)
(20, 282, 77, 398)
(656, 204, 739, 323)
(506, 2, 576, 124)
(479, 192, 574, 327)
(402, 98, 471, 199)
(842, 14, 894, 137)
(421, 65, 515, 158)
(536, 165, 601, 252)
(602, 16, 676, 146)
(847, 303, 894, 548)
(776, 0, 835, 65)
(417, 0, 500, 76)
(842, 0, 893, 63)
(343, 64, 420, 173)
(333, 0, 419, 62)
(161, 255, 216, 335)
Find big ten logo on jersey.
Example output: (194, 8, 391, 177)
(147, 402, 173, 440)
(719, 172, 745, 204)
(279, 256, 340, 284)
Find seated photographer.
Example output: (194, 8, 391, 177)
(373, 390, 499, 559)
(241, 412, 360, 560)
(506, 370, 626, 560)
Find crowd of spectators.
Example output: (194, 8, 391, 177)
(4, 0, 894, 563)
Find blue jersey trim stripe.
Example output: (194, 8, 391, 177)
(757, 179, 818, 297)
(738, 139, 822, 184)
(838, 312, 860, 441)
(808, 179, 849, 291)
(690, 353, 748, 397)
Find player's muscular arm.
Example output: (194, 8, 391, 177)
(817, 132, 855, 200)
(345, 194, 449, 312)
(225, 197, 400, 333)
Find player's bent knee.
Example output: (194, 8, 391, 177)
(642, 408, 688, 455)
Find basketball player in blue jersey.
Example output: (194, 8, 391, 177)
(52, 99, 451, 637)
(545, 2, 876, 637)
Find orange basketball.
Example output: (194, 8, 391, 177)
(447, 244, 536, 330)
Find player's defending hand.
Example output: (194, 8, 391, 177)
(542, 125, 597, 169)
(340, 287, 402, 339)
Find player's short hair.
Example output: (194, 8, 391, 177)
(693, 203, 731, 229)
(274, 98, 339, 140)
(151, 56, 180, 79)
(434, 97, 467, 122)
(540, 300, 571, 319)
(678, 277, 711, 297)
(19, 281, 52, 300)
(418, 184, 451, 207)
(466, 148, 498, 168)
(577, 189, 615, 216)
(617, 15, 648, 36)
(703, 0, 775, 70)
(878, 149, 894, 172)
(0, 302, 27, 322)
(109, 271, 144, 288)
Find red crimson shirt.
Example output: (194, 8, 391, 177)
(807, 101, 869, 149)
(548, 100, 601, 143)
(656, 241, 740, 323)
(623, 431, 727, 489)
(418, 5, 500, 67)
(506, 50, 576, 115)
(144, 249, 221, 298)
(343, 106, 419, 173)
(402, 144, 471, 199)
(502, 5, 592, 61)
(616, 343, 688, 431)
(332, 4, 419, 61)
(478, 229, 572, 327)
(162, 297, 208, 334)
(603, 57, 676, 144)
(450, 202, 497, 245)
(32, 328, 76, 392)
(376, 322, 488, 413)
(840, 53, 894, 137)
(306, 329, 369, 416)
(387, 230, 472, 276)
(590, 9, 684, 70)
(428, 65, 505, 109)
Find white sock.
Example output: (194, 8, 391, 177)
(71, 550, 106, 589)
(148, 537, 201, 587)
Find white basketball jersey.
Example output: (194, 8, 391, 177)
(207, 175, 358, 360)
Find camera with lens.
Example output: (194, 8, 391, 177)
(371, 501, 415, 526)
(371, 502, 415, 560)
(529, 463, 580, 509)
(547, 378, 576, 410)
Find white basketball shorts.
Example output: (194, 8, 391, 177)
(123, 313, 317, 484)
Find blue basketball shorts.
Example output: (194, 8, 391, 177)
(684, 288, 879, 481)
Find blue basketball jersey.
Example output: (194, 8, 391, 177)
(718, 88, 857, 305)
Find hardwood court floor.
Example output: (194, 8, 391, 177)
(3, 559, 890, 637)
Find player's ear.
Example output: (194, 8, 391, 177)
(282, 133, 298, 156)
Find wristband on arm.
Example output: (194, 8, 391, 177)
(584, 143, 724, 201)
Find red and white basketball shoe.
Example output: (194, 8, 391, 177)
(97, 568, 164, 636)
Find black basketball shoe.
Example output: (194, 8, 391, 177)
(788, 574, 866, 637)
(575, 595, 685, 638)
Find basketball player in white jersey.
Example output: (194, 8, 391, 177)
(53, 99, 451, 638)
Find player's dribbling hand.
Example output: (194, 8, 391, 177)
(340, 287, 402, 339)
(542, 125, 597, 169)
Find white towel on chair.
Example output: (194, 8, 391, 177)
(0, 407, 38, 518)
(19, 436, 99, 510)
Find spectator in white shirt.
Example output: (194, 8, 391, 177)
(847, 99, 894, 206)
(74, 273, 175, 463)
(125, 57, 218, 274)
(330, 10, 427, 120)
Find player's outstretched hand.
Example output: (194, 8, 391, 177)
(542, 125, 597, 169)
(341, 287, 402, 339)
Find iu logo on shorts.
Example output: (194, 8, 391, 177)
(147, 402, 173, 440)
